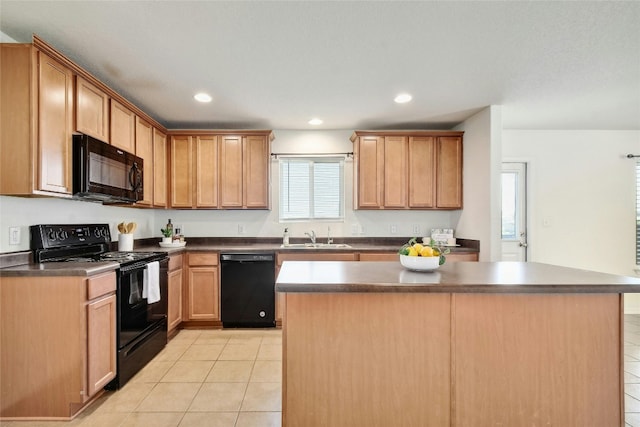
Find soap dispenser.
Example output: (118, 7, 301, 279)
(283, 228, 290, 246)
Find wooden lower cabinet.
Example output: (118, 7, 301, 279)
(0, 271, 117, 419)
(167, 254, 183, 334)
(184, 252, 220, 324)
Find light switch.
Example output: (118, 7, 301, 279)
(9, 227, 20, 245)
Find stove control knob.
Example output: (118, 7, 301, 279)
(58, 230, 68, 240)
(48, 230, 57, 241)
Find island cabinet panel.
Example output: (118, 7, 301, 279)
(110, 99, 135, 153)
(75, 76, 109, 142)
(283, 292, 451, 427)
(275, 252, 358, 326)
(184, 252, 219, 322)
(170, 135, 194, 208)
(195, 135, 219, 208)
(135, 117, 154, 206)
(453, 293, 622, 427)
(351, 131, 463, 210)
(153, 128, 168, 207)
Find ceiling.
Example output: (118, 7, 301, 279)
(1, 1, 639, 131)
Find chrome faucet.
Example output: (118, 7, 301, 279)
(327, 226, 333, 245)
(305, 230, 316, 244)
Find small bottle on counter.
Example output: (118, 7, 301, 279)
(283, 228, 289, 246)
(166, 219, 173, 237)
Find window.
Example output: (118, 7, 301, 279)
(279, 157, 344, 221)
(636, 161, 640, 264)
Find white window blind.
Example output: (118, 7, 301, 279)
(279, 157, 344, 221)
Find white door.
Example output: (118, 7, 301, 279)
(501, 162, 528, 261)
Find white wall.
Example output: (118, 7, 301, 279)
(453, 106, 502, 261)
(502, 130, 640, 311)
(0, 129, 459, 253)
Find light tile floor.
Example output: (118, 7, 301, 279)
(5, 316, 640, 426)
(0, 328, 282, 427)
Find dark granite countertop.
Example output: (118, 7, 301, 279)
(0, 237, 479, 276)
(275, 261, 640, 294)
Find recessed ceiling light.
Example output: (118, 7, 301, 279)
(394, 93, 412, 104)
(194, 93, 212, 103)
(308, 118, 323, 125)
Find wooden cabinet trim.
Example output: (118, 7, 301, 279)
(187, 252, 219, 266)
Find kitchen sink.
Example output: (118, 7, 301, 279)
(280, 243, 352, 249)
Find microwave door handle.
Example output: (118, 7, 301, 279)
(129, 162, 142, 195)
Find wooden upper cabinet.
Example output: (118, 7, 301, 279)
(436, 136, 463, 209)
(219, 135, 244, 208)
(352, 131, 463, 210)
(383, 136, 408, 208)
(135, 117, 153, 206)
(75, 76, 109, 142)
(409, 136, 436, 208)
(356, 136, 384, 208)
(110, 99, 135, 153)
(196, 135, 219, 208)
(37, 51, 74, 195)
(170, 135, 194, 208)
(243, 135, 269, 208)
(153, 128, 168, 207)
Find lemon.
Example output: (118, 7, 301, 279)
(433, 248, 440, 256)
(420, 246, 434, 257)
(412, 243, 423, 253)
(407, 247, 419, 256)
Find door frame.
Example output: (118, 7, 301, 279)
(501, 159, 533, 261)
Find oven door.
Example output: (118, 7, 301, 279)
(117, 259, 168, 350)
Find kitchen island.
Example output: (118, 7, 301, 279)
(276, 261, 640, 427)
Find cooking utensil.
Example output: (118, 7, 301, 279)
(117, 222, 126, 234)
(128, 222, 137, 233)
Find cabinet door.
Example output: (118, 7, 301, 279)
(436, 136, 463, 208)
(196, 135, 218, 208)
(153, 128, 168, 207)
(383, 136, 408, 208)
(168, 268, 183, 332)
(110, 100, 135, 153)
(75, 76, 109, 142)
(185, 266, 219, 320)
(135, 117, 153, 206)
(409, 136, 436, 208)
(358, 252, 399, 261)
(37, 51, 73, 194)
(87, 294, 116, 397)
(219, 135, 244, 208)
(244, 135, 269, 208)
(356, 136, 384, 208)
(170, 135, 194, 208)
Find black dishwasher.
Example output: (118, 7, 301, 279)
(220, 252, 276, 328)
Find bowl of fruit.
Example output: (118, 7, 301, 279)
(398, 238, 450, 272)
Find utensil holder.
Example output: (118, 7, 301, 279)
(118, 233, 134, 251)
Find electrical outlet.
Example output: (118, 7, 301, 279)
(9, 227, 20, 245)
(390, 224, 397, 234)
(238, 224, 246, 234)
(412, 224, 420, 235)
(351, 224, 359, 235)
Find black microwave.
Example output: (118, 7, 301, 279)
(73, 134, 143, 204)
